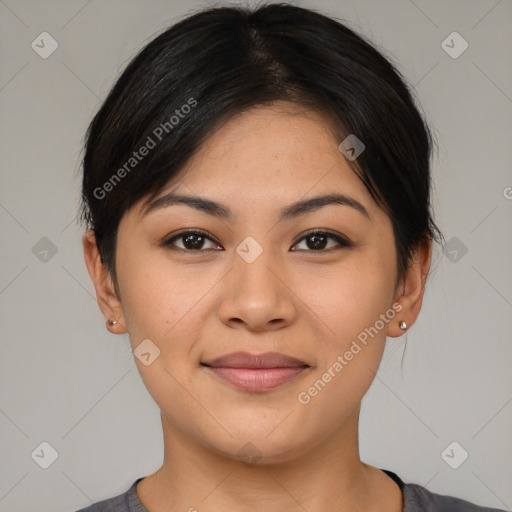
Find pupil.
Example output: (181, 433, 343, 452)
(185, 234, 204, 250)
(308, 234, 326, 250)
(181, 234, 328, 250)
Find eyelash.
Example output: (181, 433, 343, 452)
(161, 229, 352, 253)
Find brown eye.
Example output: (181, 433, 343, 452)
(292, 230, 351, 252)
(162, 230, 222, 251)
(162, 229, 351, 253)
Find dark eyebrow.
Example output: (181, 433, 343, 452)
(140, 191, 370, 221)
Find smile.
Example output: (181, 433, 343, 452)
(201, 351, 310, 392)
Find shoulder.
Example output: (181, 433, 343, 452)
(74, 491, 126, 512)
(380, 469, 506, 512)
(402, 481, 507, 512)
(73, 478, 147, 512)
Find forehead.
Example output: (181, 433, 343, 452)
(142, 102, 373, 214)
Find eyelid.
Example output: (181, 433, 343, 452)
(161, 228, 221, 249)
(162, 228, 352, 252)
(290, 229, 352, 252)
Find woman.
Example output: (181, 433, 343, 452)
(76, 3, 505, 511)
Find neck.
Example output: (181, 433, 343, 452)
(136, 407, 402, 512)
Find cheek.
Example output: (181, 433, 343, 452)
(292, 265, 395, 434)
(298, 249, 397, 348)
(115, 252, 213, 421)
(293, 243, 397, 417)
(116, 246, 210, 342)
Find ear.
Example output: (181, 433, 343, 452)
(82, 230, 127, 334)
(387, 237, 432, 338)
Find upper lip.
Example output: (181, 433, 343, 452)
(202, 351, 309, 369)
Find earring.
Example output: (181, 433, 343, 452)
(399, 321, 407, 330)
(107, 319, 117, 326)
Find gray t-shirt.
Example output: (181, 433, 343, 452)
(75, 470, 507, 511)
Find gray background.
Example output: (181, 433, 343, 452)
(0, 0, 511, 511)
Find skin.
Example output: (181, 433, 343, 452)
(83, 101, 431, 512)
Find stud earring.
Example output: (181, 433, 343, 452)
(107, 319, 117, 326)
(399, 321, 407, 330)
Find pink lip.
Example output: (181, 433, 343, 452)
(202, 351, 310, 392)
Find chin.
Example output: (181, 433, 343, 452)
(200, 424, 315, 467)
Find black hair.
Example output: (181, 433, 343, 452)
(79, 2, 444, 297)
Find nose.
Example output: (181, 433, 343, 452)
(217, 241, 298, 332)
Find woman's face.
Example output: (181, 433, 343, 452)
(93, 102, 411, 463)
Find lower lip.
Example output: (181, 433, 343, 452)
(207, 366, 308, 392)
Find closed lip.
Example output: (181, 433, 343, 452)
(202, 351, 309, 369)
